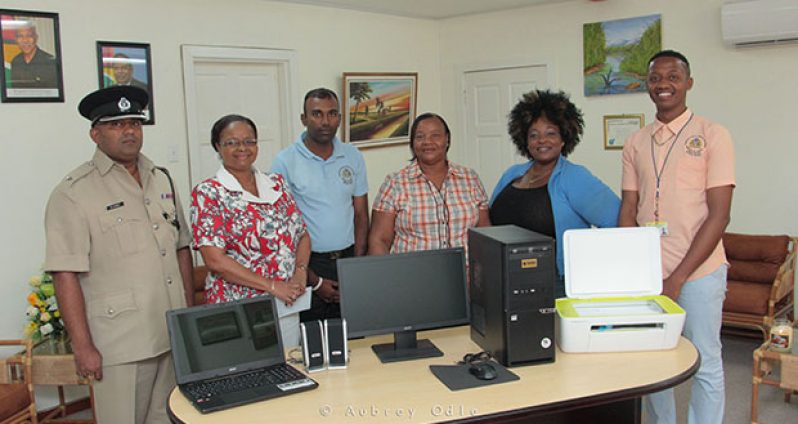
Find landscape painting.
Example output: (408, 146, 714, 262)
(342, 72, 417, 147)
(583, 14, 661, 97)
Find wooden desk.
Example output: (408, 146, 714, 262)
(168, 326, 698, 423)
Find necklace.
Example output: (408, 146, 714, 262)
(519, 167, 552, 188)
(653, 132, 675, 146)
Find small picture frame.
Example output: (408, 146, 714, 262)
(96, 41, 155, 124)
(342, 72, 417, 148)
(0, 9, 64, 102)
(604, 114, 644, 150)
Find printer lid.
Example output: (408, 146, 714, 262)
(563, 227, 662, 299)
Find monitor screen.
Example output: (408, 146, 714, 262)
(337, 248, 469, 363)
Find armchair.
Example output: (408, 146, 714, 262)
(721, 233, 797, 338)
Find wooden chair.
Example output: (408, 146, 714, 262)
(0, 339, 37, 424)
(722, 233, 797, 338)
(751, 341, 798, 424)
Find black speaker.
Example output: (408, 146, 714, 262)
(324, 318, 348, 369)
(300, 320, 326, 372)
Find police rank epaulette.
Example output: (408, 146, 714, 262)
(61, 160, 96, 186)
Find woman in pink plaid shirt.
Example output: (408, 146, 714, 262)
(369, 113, 490, 255)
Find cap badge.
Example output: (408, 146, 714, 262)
(118, 97, 131, 112)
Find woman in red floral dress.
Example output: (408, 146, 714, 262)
(191, 114, 309, 346)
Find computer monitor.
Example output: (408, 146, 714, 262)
(337, 248, 469, 363)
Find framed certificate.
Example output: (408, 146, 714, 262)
(603, 114, 644, 150)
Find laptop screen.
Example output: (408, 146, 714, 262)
(167, 296, 285, 384)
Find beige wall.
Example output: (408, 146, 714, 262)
(439, 0, 798, 237)
(1, 0, 442, 408)
(2, 0, 797, 406)
(0, 0, 440, 343)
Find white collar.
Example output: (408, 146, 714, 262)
(215, 166, 281, 205)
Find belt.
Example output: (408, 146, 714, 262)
(312, 245, 355, 260)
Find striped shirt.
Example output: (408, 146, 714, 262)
(373, 161, 488, 254)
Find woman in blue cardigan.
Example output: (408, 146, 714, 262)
(490, 90, 620, 297)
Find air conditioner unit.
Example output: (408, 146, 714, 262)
(721, 0, 798, 47)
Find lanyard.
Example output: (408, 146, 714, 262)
(424, 177, 450, 248)
(649, 113, 693, 222)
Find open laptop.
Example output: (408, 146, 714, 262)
(166, 296, 318, 413)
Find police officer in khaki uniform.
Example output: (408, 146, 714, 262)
(44, 86, 194, 424)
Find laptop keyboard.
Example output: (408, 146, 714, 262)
(185, 364, 313, 401)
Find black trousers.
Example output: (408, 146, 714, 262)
(300, 245, 354, 323)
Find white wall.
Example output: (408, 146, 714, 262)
(3, 0, 797, 408)
(439, 0, 798, 237)
(0, 0, 440, 339)
(0, 1, 440, 409)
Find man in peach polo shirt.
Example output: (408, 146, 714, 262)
(619, 50, 735, 424)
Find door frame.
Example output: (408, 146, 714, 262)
(180, 45, 300, 185)
(456, 58, 555, 169)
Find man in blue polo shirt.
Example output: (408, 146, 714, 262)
(272, 88, 369, 322)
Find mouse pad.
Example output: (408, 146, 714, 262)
(429, 361, 520, 391)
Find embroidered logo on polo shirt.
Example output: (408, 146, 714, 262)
(118, 97, 131, 112)
(685, 135, 705, 157)
(339, 166, 354, 185)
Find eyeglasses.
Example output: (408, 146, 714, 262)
(219, 139, 258, 149)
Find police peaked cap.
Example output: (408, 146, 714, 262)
(78, 86, 149, 124)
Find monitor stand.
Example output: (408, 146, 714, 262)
(371, 330, 443, 363)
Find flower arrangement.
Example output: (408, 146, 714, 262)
(24, 271, 66, 342)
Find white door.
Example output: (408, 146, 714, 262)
(463, 65, 549, 195)
(182, 46, 300, 187)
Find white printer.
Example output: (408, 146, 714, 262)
(555, 227, 686, 353)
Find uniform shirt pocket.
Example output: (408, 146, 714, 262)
(99, 213, 147, 256)
(87, 289, 139, 319)
(676, 155, 708, 191)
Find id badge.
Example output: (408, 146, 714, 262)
(645, 221, 669, 236)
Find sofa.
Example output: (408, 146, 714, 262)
(722, 233, 797, 338)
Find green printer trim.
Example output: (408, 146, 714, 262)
(556, 295, 685, 318)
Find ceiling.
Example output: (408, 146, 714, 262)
(268, 0, 575, 20)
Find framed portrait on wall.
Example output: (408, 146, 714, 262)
(0, 9, 64, 102)
(96, 41, 155, 124)
(342, 72, 417, 148)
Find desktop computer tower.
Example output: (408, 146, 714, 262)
(469, 225, 556, 367)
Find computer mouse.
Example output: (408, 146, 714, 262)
(469, 362, 498, 381)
